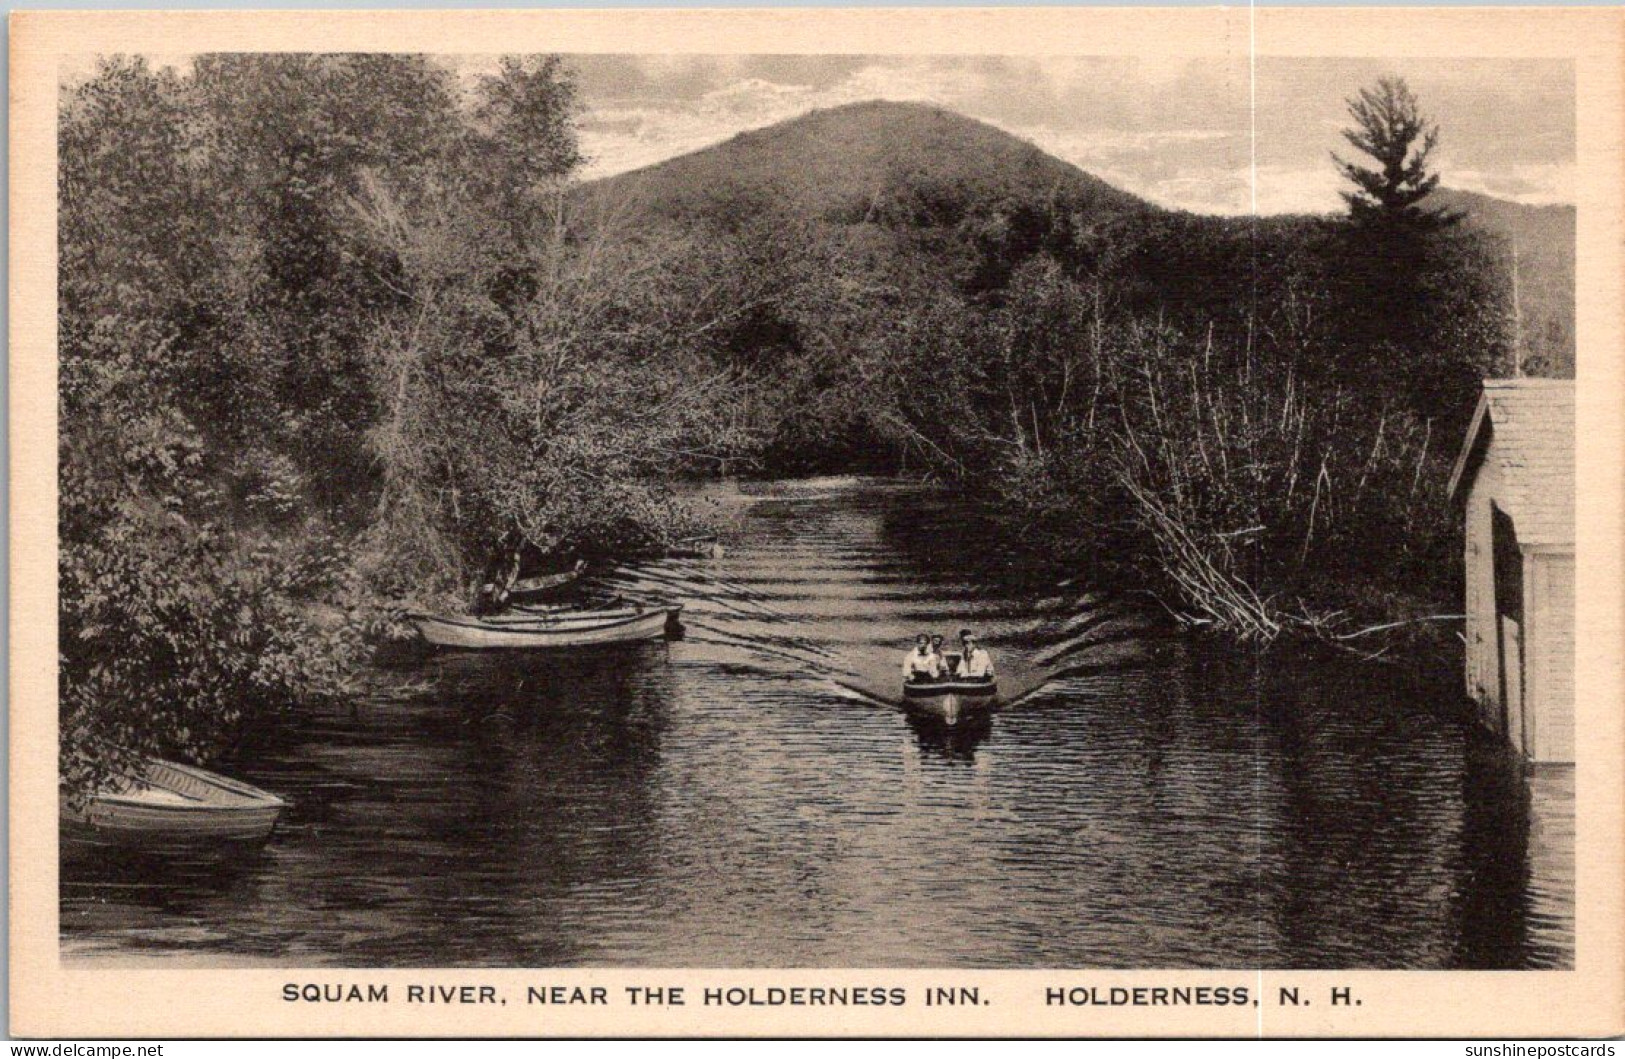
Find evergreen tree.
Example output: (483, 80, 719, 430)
(1333, 77, 1461, 232)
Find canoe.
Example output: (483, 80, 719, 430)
(901, 679, 999, 723)
(409, 605, 680, 649)
(61, 759, 286, 844)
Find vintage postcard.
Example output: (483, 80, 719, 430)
(9, 6, 1623, 1039)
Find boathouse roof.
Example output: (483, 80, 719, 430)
(1448, 378, 1576, 548)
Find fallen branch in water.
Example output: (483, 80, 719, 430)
(1328, 614, 1464, 640)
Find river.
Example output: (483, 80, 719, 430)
(61, 477, 1573, 968)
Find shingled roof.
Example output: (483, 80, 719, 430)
(1448, 379, 1576, 547)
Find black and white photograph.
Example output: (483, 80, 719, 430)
(51, 46, 1579, 972)
(16, 6, 1618, 1038)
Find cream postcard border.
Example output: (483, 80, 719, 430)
(10, 7, 1623, 1038)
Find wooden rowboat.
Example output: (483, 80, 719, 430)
(491, 595, 651, 624)
(61, 759, 286, 845)
(478, 604, 646, 626)
(409, 605, 681, 649)
(901, 679, 998, 723)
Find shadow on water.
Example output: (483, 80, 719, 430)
(905, 710, 995, 762)
(62, 477, 1573, 969)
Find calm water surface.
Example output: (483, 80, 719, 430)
(61, 477, 1573, 967)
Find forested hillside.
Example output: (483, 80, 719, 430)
(570, 99, 1562, 641)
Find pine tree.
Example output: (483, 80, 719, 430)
(1333, 77, 1460, 231)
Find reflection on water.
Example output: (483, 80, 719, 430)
(61, 478, 1573, 968)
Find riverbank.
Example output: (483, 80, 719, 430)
(844, 456, 1467, 672)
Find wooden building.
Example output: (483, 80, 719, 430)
(1448, 379, 1575, 763)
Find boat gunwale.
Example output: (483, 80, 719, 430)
(76, 795, 285, 815)
(151, 761, 287, 805)
(409, 607, 679, 636)
(901, 681, 999, 698)
(476, 606, 662, 626)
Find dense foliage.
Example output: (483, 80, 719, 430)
(58, 55, 750, 795)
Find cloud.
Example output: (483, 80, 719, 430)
(1251, 167, 1344, 216)
(577, 60, 984, 178)
(1441, 162, 1574, 207)
(579, 76, 824, 177)
(1132, 170, 1253, 216)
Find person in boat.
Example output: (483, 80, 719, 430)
(473, 581, 508, 616)
(929, 633, 949, 676)
(473, 543, 521, 615)
(955, 629, 995, 683)
(903, 633, 943, 684)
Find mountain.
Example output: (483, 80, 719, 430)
(574, 100, 1574, 377)
(576, 100, 1154, 232)
(1433, 188, 1575, 376)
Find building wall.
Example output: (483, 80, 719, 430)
(1527, 552, 1576, 763)
(1455, 383, 1575, 762)
(1464, 446, 1576, 761)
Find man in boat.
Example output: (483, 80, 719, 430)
(954, 629, 995, 683)
(929, 633, 949, 675)
(903, 633, 943, 684)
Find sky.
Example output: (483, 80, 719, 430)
(556, 55, 1575, 216)
(65, 52, 1574, 217)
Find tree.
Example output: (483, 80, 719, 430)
(1333, 77, 1460, 232)
(1323, 77, 1500, 426)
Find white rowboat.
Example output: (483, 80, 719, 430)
(409, 606, 680, 649)
(61, 759, 286, 844)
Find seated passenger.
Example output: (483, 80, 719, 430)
(956, 629, 995, 682)
(903, 633, 942, 683)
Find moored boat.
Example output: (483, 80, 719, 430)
(61, 758, 287, 845)
(409, 603, 681, 649)
(479, 601, 647, 626)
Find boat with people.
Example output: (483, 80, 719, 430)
(61, 758, 287, 846)
(900, 632, 999, 722)
(408, 598, 682, 650)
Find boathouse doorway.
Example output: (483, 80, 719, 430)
(1491, 504, 1524, 747)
